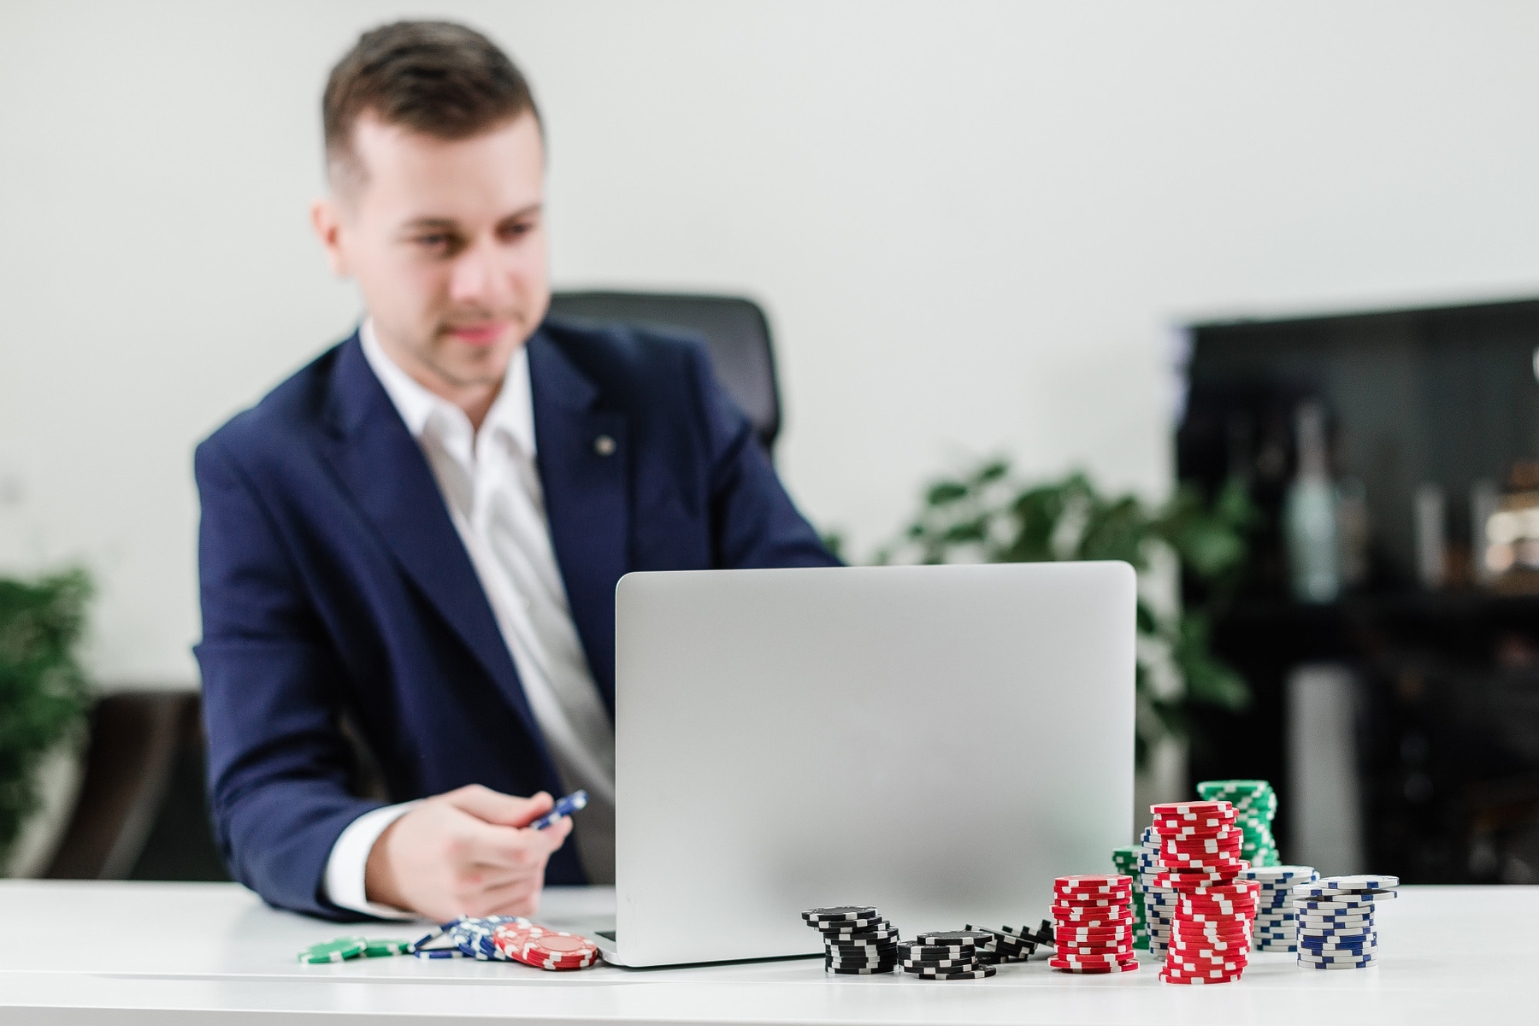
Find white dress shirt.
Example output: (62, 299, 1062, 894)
(323, 321, 617, 918)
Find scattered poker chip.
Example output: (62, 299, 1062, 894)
(803, 906, 879, 925)
(297, 937, 367, 964)
(362, 939, 413, 958)
(904, 964, 997, 980)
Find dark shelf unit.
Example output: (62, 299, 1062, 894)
(1178, 297, 1539, 884)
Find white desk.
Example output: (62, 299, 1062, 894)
(0, 881, 1531, 1025)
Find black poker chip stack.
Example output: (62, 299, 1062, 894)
(897, 931, 999, 980)
(801, 906, 899, 974)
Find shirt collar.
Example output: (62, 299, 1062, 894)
(359, 318, 536, 458)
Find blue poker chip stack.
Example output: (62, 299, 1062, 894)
(1136, 825, 1176, 955)
(1290, 874, 1399, 969)
(1239, 865, 1318, 952)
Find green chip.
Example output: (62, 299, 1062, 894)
(363, 938, 414, 958)
(298, 937, 368, 964)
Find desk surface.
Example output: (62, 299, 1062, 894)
(0, 881, 1531, 1025)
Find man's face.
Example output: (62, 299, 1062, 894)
(313, 111, 549, 397)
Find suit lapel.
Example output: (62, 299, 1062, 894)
(527, 332, 629, 716)
(317, 335, 549, 754)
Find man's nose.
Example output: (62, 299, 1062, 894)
(447, 237, 513, 306)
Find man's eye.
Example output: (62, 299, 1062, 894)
(501, 221, 535, 240)
(414, 234, 451, 248)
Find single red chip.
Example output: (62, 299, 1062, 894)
(1165, 837, 1243, 857)
(1051, 904, 1134, 920)
(1055, 925, 1133, 940)
(1050, 957, 1139, 973)
(1159, 969, 1244, 984)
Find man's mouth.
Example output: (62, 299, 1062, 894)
(445, 321, 510, 346)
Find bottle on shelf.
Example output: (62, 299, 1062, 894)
(1284, 402, 1340, 603)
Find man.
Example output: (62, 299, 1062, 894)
(195, 20, 836, 923)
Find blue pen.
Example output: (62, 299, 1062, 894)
(530, 789, 588, 830)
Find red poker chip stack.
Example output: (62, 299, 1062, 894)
(1048, 874, 1139, 974)
(1149, 801, 1258, 985)
(492, 922, 601, 971)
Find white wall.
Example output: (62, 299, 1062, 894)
(1, 1, 1537, 685)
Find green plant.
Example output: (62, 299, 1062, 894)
(0, 569, 92, 870)
(876, 461, 1255, 769)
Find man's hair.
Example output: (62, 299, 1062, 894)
(322, 20, 540, 187)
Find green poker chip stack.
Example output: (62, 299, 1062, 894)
(1195, 779, 1280, 867)
(1110, 845, 1148, 949)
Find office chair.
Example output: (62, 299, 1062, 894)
(547, 291, 782, 455)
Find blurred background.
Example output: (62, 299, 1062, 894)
(3, 2, 1539, 887)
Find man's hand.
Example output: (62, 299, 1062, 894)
(365, 785, 573, 922)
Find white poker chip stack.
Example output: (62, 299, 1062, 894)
(1238, 866, 1317, 952)
(1291, 875, 1399, 970)
(1137, 825, 1175, 955)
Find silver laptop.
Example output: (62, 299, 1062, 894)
(595, 561, 1135, 967)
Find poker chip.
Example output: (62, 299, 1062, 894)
(803, 906, 879, 925)
(362, 939, 413, 958)
(828, 964, 893, 975)
(904, 964, 997, 979)
(913, 930, 993, 947)
(897, 942, 973, 959)
(1054, 874, 1131, 894)
(1049, 905, 1134, 923)
(1292, 895, 1386, 911)
(1048, 957, 1138, 973)
(297, 937, 367, 964)
(901, 955, 977, 969)
(1160, 965, 1245, 984)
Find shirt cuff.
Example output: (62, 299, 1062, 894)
(323, 801, 422, 919)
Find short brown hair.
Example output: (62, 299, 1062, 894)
(322, 20, 540, 185)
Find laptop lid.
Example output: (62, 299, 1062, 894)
(612, 561, 1135, 967)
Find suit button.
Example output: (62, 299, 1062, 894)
(594, 434, 616, 456)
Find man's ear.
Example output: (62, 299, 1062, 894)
(311, 197, 350, 277)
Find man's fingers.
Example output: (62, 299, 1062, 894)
(454, 812, 570, 871)
(446, 784, 554, 828)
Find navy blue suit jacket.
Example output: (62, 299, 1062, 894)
(194, 319, 836, 918)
